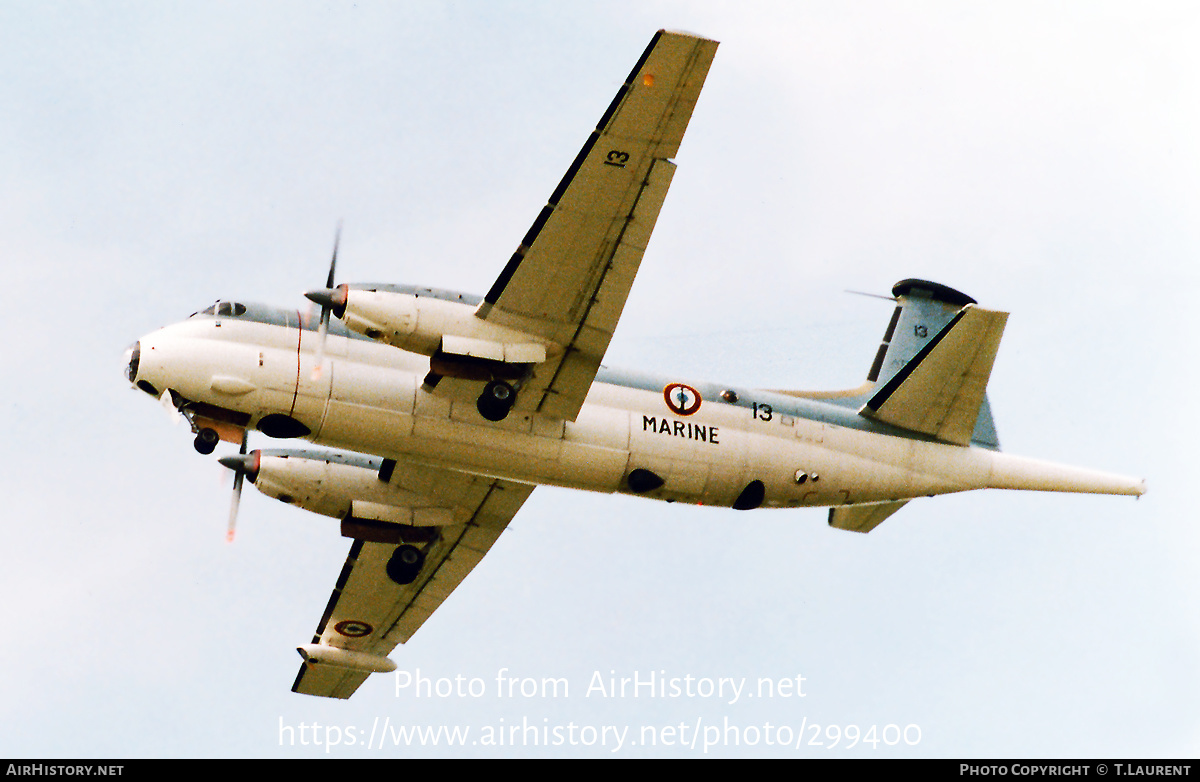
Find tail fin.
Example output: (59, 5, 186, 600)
(860, 280, 1007, 448)
(865, 280, 976, 386)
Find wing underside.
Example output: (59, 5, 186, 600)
(477, 31, 719, 421)
(292, 471, 534, 699)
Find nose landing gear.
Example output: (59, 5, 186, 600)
(165, 393, 253, 456)
(194, 428, 220, 455)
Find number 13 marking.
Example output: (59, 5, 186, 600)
(604, 150, 630, 168)
(752, 402, 773, 422)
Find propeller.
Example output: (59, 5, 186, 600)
(217, 432, 257, 543)
(159, 388, 182, 425)
(307, 223, 344, 380)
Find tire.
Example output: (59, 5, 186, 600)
(477, 380, 515, 421)
(194, 428, 219, 455)
(386, 545, 425, 585)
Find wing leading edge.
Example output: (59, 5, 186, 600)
(477, 30, 719, 420)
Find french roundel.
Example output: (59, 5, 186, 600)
(663, 383, 702, 416)
(334, 620, 374, 638)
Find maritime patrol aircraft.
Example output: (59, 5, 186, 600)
(123, 31, 1145, 699)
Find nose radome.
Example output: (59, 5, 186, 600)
(124, 341, 140, 384)
(124, 340, 160, 397)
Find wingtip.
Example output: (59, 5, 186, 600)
(659, 28, 720, 45)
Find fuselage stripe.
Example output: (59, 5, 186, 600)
(289, 310, 302, 416)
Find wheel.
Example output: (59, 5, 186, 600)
(476, 380, 516, 421)
(386, 545, 425, 585)
(194, 428, 219, 455)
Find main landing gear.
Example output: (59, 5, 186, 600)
(386, 545, 426, 585)
(476, 380, 516, 422)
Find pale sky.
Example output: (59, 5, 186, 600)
(2, 1, 1197, 758)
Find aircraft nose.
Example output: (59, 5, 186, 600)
(123, 341, 139, 383)
(124, 340, 159, 396)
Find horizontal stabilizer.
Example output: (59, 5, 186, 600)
(828, 500, 909, 533)
(861, 305, 1008, 446)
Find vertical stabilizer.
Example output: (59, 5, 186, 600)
(866, 280, 977, 387)
(860, 280, 1007, 448)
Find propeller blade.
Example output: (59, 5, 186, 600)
(311, 311, 329, 381)
(159, 388, 181, 425)
(325, 221, 341, 288)
(227, 470, 243, 543)
(220, 432, 251, 543)
(310, 223, 342, 380)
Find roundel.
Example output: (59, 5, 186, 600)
(663, 383, 702, 417)
(334, 620, 374, 638)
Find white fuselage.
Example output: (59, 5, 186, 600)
(132, 310, 1145, 512)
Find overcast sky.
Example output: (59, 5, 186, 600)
(2, 1, 1196, 758)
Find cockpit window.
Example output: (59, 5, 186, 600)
(191, 301, 246, 318)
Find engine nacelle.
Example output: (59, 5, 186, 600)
(247, 450, 463, 538)
(340, 288, 549, 364)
